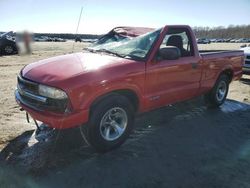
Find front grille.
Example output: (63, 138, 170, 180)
(246, 55, 250, 60)
(17, 74, 68, 113)
(245, 60, 250, 65)
(19, 92, 68, 112)
(17, 75, 38, 94)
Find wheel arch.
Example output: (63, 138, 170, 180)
(89, 89, 140, 115)
(218, 68, 234, 83)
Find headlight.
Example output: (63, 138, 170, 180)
(38, 85, 67, 99)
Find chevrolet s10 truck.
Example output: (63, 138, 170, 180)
(15, 25, 244, 151)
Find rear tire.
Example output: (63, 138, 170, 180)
(204, 74, 230, 107)
(85, 94, 135, 152)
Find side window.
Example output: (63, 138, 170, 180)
(159, 28, 194, 57)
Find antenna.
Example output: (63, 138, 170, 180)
(72, 6, 83, 52)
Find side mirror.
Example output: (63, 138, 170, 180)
(158, 46, 181, 60)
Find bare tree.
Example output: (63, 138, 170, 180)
(193, 25, 250, 38)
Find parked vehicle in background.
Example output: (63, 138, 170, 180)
(82, 39, 97, 43)
(54, 37, 66, 42)
(75, 37, 82, 42)
(210, 39, 217, 43)
(215, 38, 225, 43)
(46, 37, 54, 42)
(214, 39, 220, 42)
(15, 25, 244, 152)
(34, 37, 41, 42)
(241, 46, 250, 74)
(230, 39, 237, 43)
(0, 31, 18, 55)
(34, 36, 66, 42)
(196, 38, 210, 44)
(224, 38, 232, 43)
(34, 36, 49, 42)
(236, 38, 249, 43)
(171, 38, 250, 44)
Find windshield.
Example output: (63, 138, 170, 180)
(85, 28, 162, 60)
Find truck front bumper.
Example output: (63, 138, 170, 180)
(15, 90, 89, 129)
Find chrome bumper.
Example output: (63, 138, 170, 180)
(15, 89, 44, 112)
(243, 65, 250, 74)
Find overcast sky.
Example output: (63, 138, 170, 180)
(0, 0, 249, 34)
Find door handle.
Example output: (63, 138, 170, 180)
(191, 62, 198, 69)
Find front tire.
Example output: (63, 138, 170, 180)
(204, 74, 230, 107)
(3, 45, 18, 55)
(85, 94, 135, 152)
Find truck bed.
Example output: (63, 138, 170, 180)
(199, 50, 243, 56)
(199, 49, 244, 88)
(199, 50, 244, 61)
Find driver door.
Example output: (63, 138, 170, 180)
(145, 27, 202, 110)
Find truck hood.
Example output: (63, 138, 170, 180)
(22, 52, 124, 84)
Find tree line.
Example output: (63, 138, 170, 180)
(193, 25, 250, 39)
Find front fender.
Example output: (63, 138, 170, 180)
(81, 82, 145, 111)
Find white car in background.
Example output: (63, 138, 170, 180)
(241, 45, 250, 74)
(236, 38, 249, 43)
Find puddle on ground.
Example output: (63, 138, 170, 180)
(220, 100, 250, 113)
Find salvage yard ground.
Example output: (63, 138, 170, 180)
(0, 41, 250, 188)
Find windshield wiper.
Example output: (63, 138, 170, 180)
(84, 47, 127, 59)
(83, 48, 124, 58)
(124, 54, 143, 61)
(95, 49, 125, 58)
(84, 48, 142, 60)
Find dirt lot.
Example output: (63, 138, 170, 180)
(0, 41, 250, 188)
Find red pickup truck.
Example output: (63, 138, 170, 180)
(15, 25, 244, 151)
